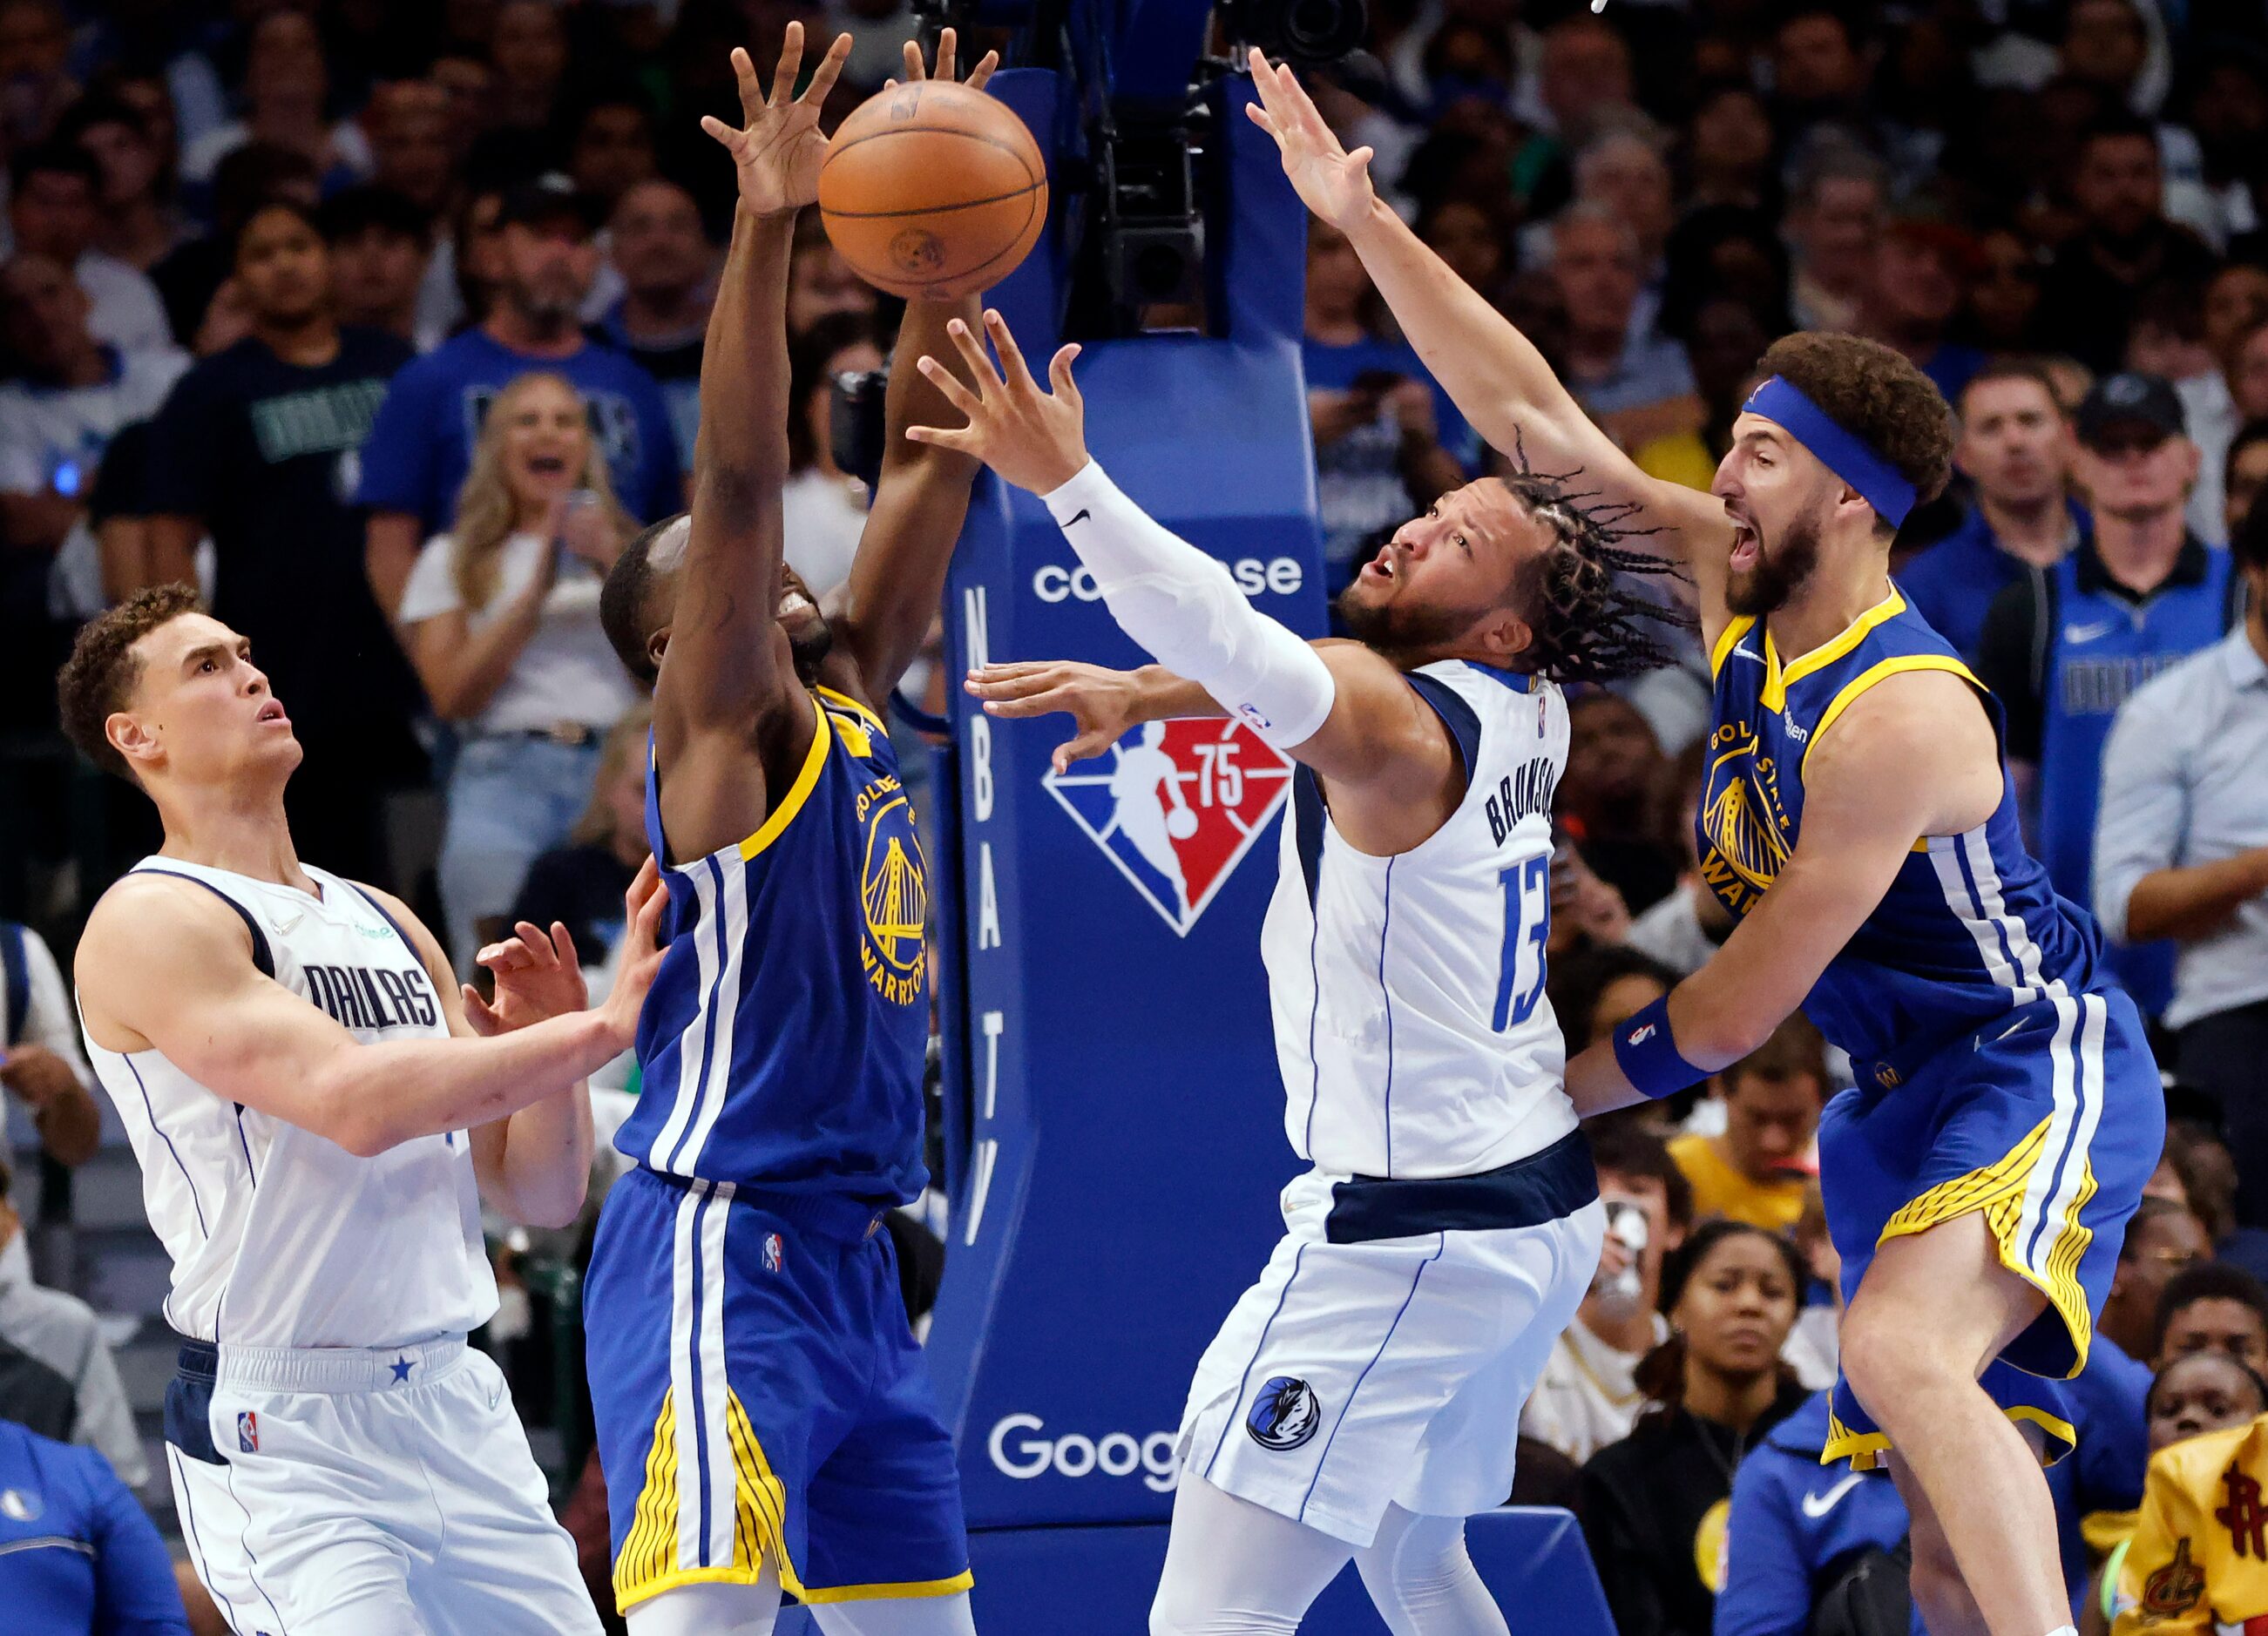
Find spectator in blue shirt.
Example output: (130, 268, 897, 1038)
(1900, 360, 2082, 660)
(358, 172, 680, 616)
(0, 1416, 188, 1635)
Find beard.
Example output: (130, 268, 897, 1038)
(1724, 509, 1824, 617)
(788, 618, 835, 686)
(1333, 581, 1477, 664)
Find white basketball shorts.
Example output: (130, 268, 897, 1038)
(163, 1334, 601, 1636)
(1176, 1150, 1604, 1548)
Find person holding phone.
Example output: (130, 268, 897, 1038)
(397, 369, 642, 967)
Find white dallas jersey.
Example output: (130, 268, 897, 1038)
(83, 859, 497, 1349)
(1260, 660, 1574, 1179)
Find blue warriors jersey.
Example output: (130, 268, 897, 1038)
(618, 686, 930, 1200)
(1700, 587, 2104, 1079)
(2032, 545, 2236, 1016)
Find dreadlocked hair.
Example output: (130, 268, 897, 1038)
(1495, 452, 1695, 684)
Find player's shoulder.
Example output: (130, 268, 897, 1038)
(77, 869, 257, 991)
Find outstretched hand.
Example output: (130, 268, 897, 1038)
(885, 26, 999, 91)
(1243, 47, 1378, 232)
(464, 921, 588, 1037)
(699, 22, 853, 219)
(965, 661, 1149, 773)
(905, 309, 1088, 495)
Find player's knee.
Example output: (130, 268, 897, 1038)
(1838, 1298, 1959, 1416)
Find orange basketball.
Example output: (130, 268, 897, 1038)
(817, 79, 1048, 302)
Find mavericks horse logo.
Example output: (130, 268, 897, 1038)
(1247, 1376, 1322, 1451)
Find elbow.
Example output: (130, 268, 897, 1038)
(517, 1181, 589, 1232)
(315, 1077, 399, 1159)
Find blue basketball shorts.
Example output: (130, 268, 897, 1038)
(584, 1167, 971, 1615)
(1819, 988, 2163, 1470)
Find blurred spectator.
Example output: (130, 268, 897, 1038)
(413, 180, 507, 347)
(1524, 1119, 1693, 1464)
(1858, 213, 1987, 402)
(475, 0, 572, 170)
(600, 178, 714, 474)
(150, 139, 322, 353)
(1669, 1016, 1827, 1234)
(1977, 371, 2238, 1016)
(788, 214, 878, 339)
(1567, 126, 1674, 314)
(0, 0, 78, 152)
(1559, 692, 1675, 911)
(1968, 227, 2046, 352)
(0, 1335, 73, 1441)
(783, 311, 883, 599)
(1303, 219, 1469, 587)
(2128, 278, 2238, 541)
(1579, 1222, 1809, 1636)
(54, 94, 186, 281)
(1627, 747, 1737, 976)
(0, 250, 185, 708)
(1527, 15, 1636, 150)
(2095, 507, 2268, 1219)
(2034, 112, 2217, 375)
(1784, 145, 1886, 333)
(2100, 1198, 2211, 1360)
(2220, 418, 2268, 537)
(8, 141, 171, 359)
(357, 172, 680, 614)
(0, 1156, 146, 1490)
(2055, 1327, 2155, 1612)
(2111, 1394, 2268, 1630)
(1682, 85, 1775, 215)
(178, 10, 370, 193)
(1547, 943, 1677, 1053)
(508, 704, 653, 971)
(396, 371, 642, 967)
(1901, 360, 2082, 660)
(1635, 295, 1773, 494)
(1550, 203, 1702, 453)
(140, 198, 424, 888)
(1770, 8, 1879, 149)
(363, 78, 457, 220)
(1658, 205, 1792, 344)
(2094, 1349, 2268, 1633)
(2153, 1262, 2268, 1371)
(568, 92, 660, 212)
(0, 1416, 188, 1633)
(319, 186, 431, 349)
(0, 918, 100, 1167)
(1415, 195, 1513, 309)
(1714, 1391, 1922, 1636)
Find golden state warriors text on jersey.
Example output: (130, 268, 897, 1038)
(1698, 717, 1797, 916)
(856, 769, 927, 1008)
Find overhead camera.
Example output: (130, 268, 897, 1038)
(1220, 0, 1369, 70)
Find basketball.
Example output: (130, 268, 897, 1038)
(817, 79, 1048, 301)
(1167, 808, 1198, 840)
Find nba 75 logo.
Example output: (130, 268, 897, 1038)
(1043, 720, 1292, 936)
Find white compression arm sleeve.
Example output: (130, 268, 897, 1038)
(1039, 460, 1335, 749)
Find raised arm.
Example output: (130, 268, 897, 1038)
(1244, 51, 1731, 607)
(1564, 671, 2002, 1117)
(911, 317, 1466, 853)
(827, 32, 994, 707)
(77, 871, 662, 1159)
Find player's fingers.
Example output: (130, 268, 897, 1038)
(903, 423, 977, 454)
(934, 26, 956, 82)
(513, 922, 559, 968)
(1055, 729, 1115, 771)
(944, 315, 1005, 391)
(967, 49, 999, 90)
(901, 38, 925, 83)
(802, 30, 853, 105)
(984, 309, 1035, 394)
(552, 922, 579, 970)
(461, 986, 501, 1036)
(966, 659, 1051, 683)
(764, 26, 800, 109)
(1245, 46, 1280, 112)
(915, 354, 984, 416)
(1345, 145, 1375, 175)
(698, 114, 743, 152)
(965, 666, 1060, 699)
(1047, 342, 1082, 402)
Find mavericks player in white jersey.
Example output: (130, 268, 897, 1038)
(58, 585, 666, 1635)
(914, 317, 1683, 1630)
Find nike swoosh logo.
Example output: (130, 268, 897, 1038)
(1064, 509, 1090, 527)
(1732, 647, 1765, 665)
(273, 911, 302, 935)
(2063, 620, 2116, 643)
(1801, 1474, 1865, 1518)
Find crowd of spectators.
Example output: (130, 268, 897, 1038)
(1, 0, 2268, 1633)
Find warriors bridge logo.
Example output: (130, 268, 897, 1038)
(1043, 720, 1293, 936)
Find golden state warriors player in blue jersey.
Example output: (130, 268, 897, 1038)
(586, 26, 998, 1636)
(1244, 59, 2158, 1636)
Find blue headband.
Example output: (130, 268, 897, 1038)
(1742, 375, 1917, 527)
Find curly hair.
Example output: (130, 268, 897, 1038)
(57, 582, 205, 781)
(1495, 448, 1696, 683)
(1755, 331, 1957, 524)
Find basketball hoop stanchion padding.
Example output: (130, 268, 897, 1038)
(904, 54, 1615, 1636)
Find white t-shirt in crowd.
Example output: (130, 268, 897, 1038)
(782, 466, 870, 598)
(75, 252, 173, 360)
(1520, 1311, 1669, 1465)
(396, 530, 640, 736)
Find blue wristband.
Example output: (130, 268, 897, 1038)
(1611, 996, 1706, 1101)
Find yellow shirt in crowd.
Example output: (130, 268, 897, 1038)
(1667, 1132, 1809, 1234)
(2116, 1414, 2268, 1633)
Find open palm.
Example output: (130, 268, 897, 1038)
(1243, 47, 1377, 231)
(700, 23, 852, 219)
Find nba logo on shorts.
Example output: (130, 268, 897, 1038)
(1246, 1376, 1322, 1451)
(762, 1233, 784, 1274)
(237, 1411, 259, 1454)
